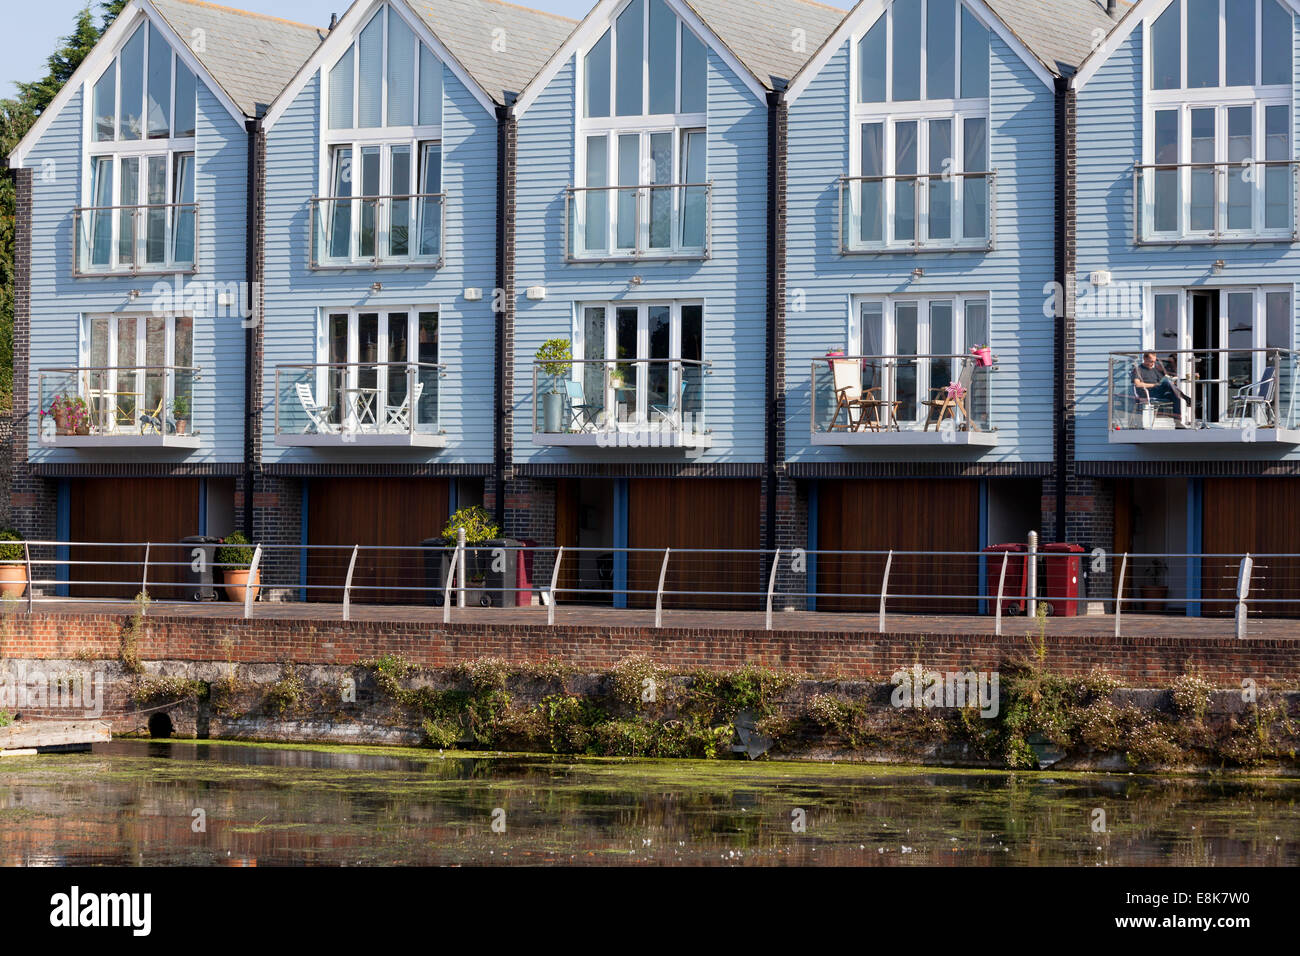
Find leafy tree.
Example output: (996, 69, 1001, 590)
(1, 3, 121, 407)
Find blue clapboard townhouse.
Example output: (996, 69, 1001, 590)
(1071, 0, 1300, 612)
(780, 0, 1116, 600)
(505, 0, 842, 605)
(5, 0, 323, 596)
(251, 0, 572, 599)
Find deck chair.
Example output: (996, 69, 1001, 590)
(383, 380, 425, 431)
(650, 379, 688, 431)
(827, 359, 870, 431)
(296, 382, 338, 434)
(1230, 364, 1277, 426)
(923, 360, 975, 431)
(564, 380, 599, 432)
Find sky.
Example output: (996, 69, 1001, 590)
(2, 0, 858, 100)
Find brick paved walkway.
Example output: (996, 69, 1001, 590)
(16, 598, 1300, 640)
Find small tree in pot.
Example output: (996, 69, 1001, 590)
(0, 530, 27, 599)
(216, 532, 259, 603)
(442, 506, 503, 607)
(171, 395, 191, 435)
(536, 338, 573, 433)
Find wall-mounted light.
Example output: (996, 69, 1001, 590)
(629, 275, 644, 287)
(1212, 260, 1226, 275)
(463, 288, 483, 301)
(370, 281, 383, 293)
(526, 286, 547, 301)
(128, 289, 142, 301)
(910, 267, 924, 282)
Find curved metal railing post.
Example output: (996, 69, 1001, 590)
(654, 548, 671, 628)
(442, 541, 461, 625)
(765, 548, 782, 631)
(878, 550, 893, 633)
(995, 551, 1009, 637)
(24, 542, 33, 612)
(1236, 554, 1254, 640)
(141, 542, 151, 601)
(243, 544, 262, 620)
(343, 544, 359, 622)
(1114, 552, 1128, 639)
(548, 547, 565, 626)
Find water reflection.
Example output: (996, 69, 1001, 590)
(0, 741, 1295, 866)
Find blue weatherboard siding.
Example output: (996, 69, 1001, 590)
(260, 57, 498, 467)
(784, 31, 1057, 466)
(1074, 15, 1300, 464)
(25, 82, 249, 466)
(512, 51, 769, 465)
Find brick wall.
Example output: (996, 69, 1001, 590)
(3, 610, 1295, 686)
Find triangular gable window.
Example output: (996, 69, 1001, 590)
(327, 2, 443, 131)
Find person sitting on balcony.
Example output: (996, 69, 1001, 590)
(1133, 351, 1190, 425)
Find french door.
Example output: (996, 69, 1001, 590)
(1150, 287, 1291, 423)
(851, 296, 989, 427)
(323, 308, 439, 430)
(574, 301, 703, 425)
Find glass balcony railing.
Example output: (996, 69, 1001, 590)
(811, 353, 996, 438)
(310, 194, 445, 268)
(533, 358, 710, 446)
(838, 172, 995, 253)
(37, 366, 201, 444)
(275, 362, 445, 446)
(565, 183, 711, 261)
(1108, 349, 1300, 437)
(73, 204, 198, 276)
(1134, 162, 1298, 244)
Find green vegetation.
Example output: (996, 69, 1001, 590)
(131, 675, 204, 706)
(534, 338, 573, 378)
(264, 667, 306, 716)
(440, 506, 501, 544)
(117, 592, 151, 675)
(0, 530, 23, 563)
(215, 532, 254, 570)
(0, 709, 12, 728)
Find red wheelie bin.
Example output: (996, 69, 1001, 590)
(983, 543, 1028, 615)
(1042, 543, 1085, 616)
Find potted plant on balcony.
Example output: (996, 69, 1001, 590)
(0, 530, 27, 599)
(535, 338, 572, 433)
(45, 395, 90, 436)
(172, 395, 191, 436)
(970, 344, 993, 367)
(216, 532, 259, 603)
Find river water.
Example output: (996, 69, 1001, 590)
(0, 740, 1295, 866)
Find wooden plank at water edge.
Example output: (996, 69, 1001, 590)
(0, 720, 111, 755)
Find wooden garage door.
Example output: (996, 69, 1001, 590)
(628, 479, 761, 610)
(1203, 478, 1300, 617)
(68, 478, 201, 600)
(307, 478, 450, 604)
(816, 479, 981, 614)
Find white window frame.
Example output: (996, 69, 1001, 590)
(317, 305, 440, 428)
(848, 293, 990, 429)
(572, 299, 704, 424)
(82, 21, 198, 275)
(79, 312, 194, 429)
(571, 0, 710, 260)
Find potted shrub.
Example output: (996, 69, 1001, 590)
(0, 530, 27, 599)
(45, 395, 90, 436)
(535, 338, 573, 433)
(442, 506, 503, 607)
(171, 395, 191, 436)
(216, 532, 259, 602)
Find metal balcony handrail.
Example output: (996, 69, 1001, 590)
(530, 357, 712, 368)
(309, 192, 447, 203)
(838, 170, 995, 183)
(564, 181, 712, 262)
(565, 181, 712, 194)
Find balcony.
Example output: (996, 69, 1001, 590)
(838, 172, 995, 254)
(73, 204, 198, 276)
(1134, 162, 1298, 244)
(310, 194, 445, 269)
(1108, 349, 1300, 445)
(533, 359, 711, 449)
(37, 366, 202, 448)
(565, 183, 711, 262)
(811, 353, 999, 447)
(275, 363, 446, 448)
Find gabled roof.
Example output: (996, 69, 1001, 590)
(985, 0, 1123, 78)
(150, 0, 327, 117)
(684, 0, 848, 90)
(1073, 0, 1300, 89)
(785, 0, 1118, 103)
(515, 0, 832, 116)
(406, 0, 577, 104)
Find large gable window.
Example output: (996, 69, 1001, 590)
(1140, 0, 1296, 242)
(569, 0, 711, 260)
(316, 3, 445, 268)
(843, 0, 993, 252)
(78, 19, 197, 275)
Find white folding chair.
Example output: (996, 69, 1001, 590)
(296, 382, 338, 434)
(384, 380, 425, 431)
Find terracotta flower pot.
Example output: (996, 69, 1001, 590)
(53, 408, 72, 435)
(0, 564, 28, 599)
(223, 568, 260, 603)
